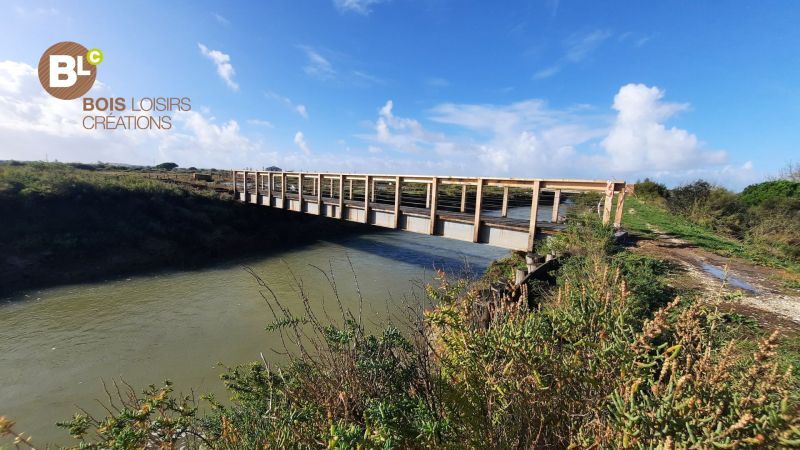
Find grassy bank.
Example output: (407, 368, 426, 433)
(0, 162, 363, 297)
(5, 216, 798, 449)
(623, 177, 800, 274)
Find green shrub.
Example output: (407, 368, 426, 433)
(741, 179, 800, 207)
(634, 177, 668, 201)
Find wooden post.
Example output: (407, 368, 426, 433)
(363, 176, 370, 224)
(428, 177, 438, 235)
(348, 179, 353, 200)
(338, 175, 345, 219)
(243, 171, 248, 200)
(527, 180, 541, 252)
(298, 174, 304, 212)
(551, 189, 561, 223)
(602, 181, 614, 225)
(472, 178, 484, 243)
(501, 186, 509, 217)
(460, 184, 467, 213)
(613, 185, 626, 228)
(266, 172, 272, 206)
(425, 183, 431, 208)
(329, 178, 334, 197)
(254, 171, 259, 200)
(316, 174, 322, 215)
(281, 172, 287, 209)
(232, 170, 236, 197)
(393, 176, 401, 229)
(371, 179, 376, 202)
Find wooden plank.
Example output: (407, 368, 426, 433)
(527, 180, 541, 252)
(364, 176, 371, 223)
(338, 174, 344, 219)
(393, 176, 401, 229)
(473, 178, 484, 242)
(602, 181, 614, 225)
(460, 184, 467, 212)
(613, 185, 626, 228)
(429, 177, 438, 235)
(551, 189, 561, 223)
(501, 186, 509, 217)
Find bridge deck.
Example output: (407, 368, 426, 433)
(232, 171, 625, 252)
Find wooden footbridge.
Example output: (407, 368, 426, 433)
(232, 171, 627, 252)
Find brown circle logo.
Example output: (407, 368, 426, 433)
(38, 41, 97, 100)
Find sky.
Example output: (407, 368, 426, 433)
(0, 0, 798, 189)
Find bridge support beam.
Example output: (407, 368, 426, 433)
(551, 189, 561, 223)
(526, 180, 541, 253)
(429, 177, 438, 235)
(473, 178, 484, 243)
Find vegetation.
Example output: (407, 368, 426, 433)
(155, 162, 179, 171)
(0, 162, 359, 296)
(3, 214, 796, 449)
(625, 174, 800, 273)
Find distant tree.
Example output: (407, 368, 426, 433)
(156, 162, 178, 171)
(778, 162, 800, 181)
(634, 178, 668, 200)
(265, 166, 282, 171)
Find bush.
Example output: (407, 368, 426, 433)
(634, 177, 668, 201)
(740, 179, 800, 207)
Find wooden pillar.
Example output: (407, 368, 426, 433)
(243, 171, 248, 200)
(371, 179, 376, 202)
(298, 174, 304, 212)
(393, 176, 401, 229)
(329, 178, 334, 197)
(460, 184, 467, 213)
(338, 175, 345, 219)
(348, 179, 353, 200)
(266, 172, 272, 206)
(281, 172, 287, 209)
(614, 185, 627, 228)
(254, 172, 259, 199)
(472, 178, 484, 243)
(602, 181, 614, 225)
(316, 174, 322, 215)
(232, 170, 236, 197)
(501, 186, 509, 217)
(428, 177, 438, 235)
(527, 180, 541, 252)
(551, 189, 561, 223)
(363, 176, 370, 224)
(425, 183, 431, 208)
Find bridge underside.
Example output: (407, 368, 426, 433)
(239, 192, 565, 251)
(233, 171, 627, 252)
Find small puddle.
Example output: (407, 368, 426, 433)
(700, 262, 759, 293)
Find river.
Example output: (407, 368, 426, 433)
(0, 228, 513, 446)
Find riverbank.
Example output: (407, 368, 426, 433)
(0, 162, 366, 298)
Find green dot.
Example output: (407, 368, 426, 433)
(86, 48, 103, 66)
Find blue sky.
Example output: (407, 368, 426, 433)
(0, 0, 798, 189)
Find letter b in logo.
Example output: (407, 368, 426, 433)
(38, 42, 97, 100)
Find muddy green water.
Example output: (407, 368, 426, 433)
(0, 230, 508, 446)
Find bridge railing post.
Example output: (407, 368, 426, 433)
(281, 172, 287, 209)
(501, 186, 509, 218)
(472, 178, 484, 243)
(429, 177, 438, 235)
(551, 189, 561, 223)
(460, 184, 467, 213)
(364, 175, 371, 224)
(613, 183, 627, 228)
(393, 176, 401, 229)
(602, 181, 614, 225)
(316, 174, 322, 215)
(338, 175, 344, 219)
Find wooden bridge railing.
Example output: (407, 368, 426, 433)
(231, 170, 626, 252)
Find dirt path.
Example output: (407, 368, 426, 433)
(629, 227, 800, 333)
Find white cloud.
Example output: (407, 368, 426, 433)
(601, 83, 726, 172)
(333, 0, 388, 15)
(265, 91, 308, 118)
(533, 29, 612, 80)
(294, 131, 311, 155)
(213, 13, 230, 25)
(198, 43, 239, 91)
(247, 119, 274, 128)
(300, 46, 335, 80)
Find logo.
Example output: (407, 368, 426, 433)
(38, 41, 100, 100)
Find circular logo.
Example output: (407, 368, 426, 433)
(37, 41, 98, 100)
